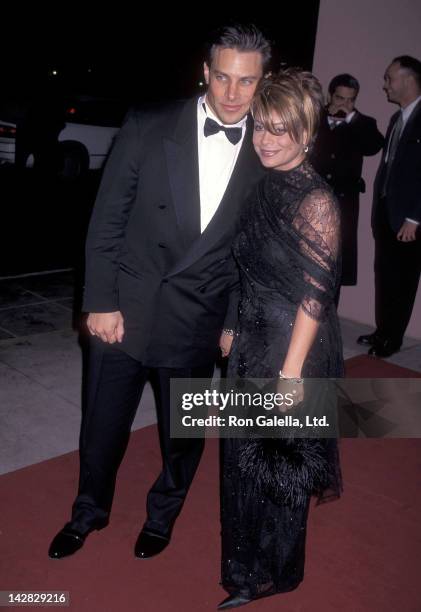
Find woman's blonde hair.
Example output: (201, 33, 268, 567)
(251, 68, 324, 148)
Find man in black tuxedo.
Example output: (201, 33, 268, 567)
(48, 24, 270, 559)
(311, 74, 384, 301)
(358, 56, 421, 357)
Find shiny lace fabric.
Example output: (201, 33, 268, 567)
(221, 161, 344, 600)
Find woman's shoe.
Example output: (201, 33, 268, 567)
(217, 592, 252, 610)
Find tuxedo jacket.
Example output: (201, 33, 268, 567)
(311, 109, 384, 195)
(372, 99, 421, 234)
(311, 109, 384, 285)
(83, 97, 264, 367)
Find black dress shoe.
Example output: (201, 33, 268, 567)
(218, 592, 252, 610)
(134, 530, 170, 559)
(368, 339, 401, 358)
(48, 520, 107, 559)
(357, 332, 380, 346)
(48, 527, 87, 559)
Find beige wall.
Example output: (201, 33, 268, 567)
(313, 0, 421, 339)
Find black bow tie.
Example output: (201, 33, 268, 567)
(204, 117, 242, 145)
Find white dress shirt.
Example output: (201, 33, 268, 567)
(401, 94, 421, 126)
(327, 110, 356, 129)
(197, 96, 247, 232)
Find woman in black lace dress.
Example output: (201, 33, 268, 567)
(218, 70, 344, 609)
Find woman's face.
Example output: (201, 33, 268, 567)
(252, 110, 306, 171)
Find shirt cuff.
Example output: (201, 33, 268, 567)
(405, 217, 420, 225)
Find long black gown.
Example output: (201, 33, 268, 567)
(221, 160, 344, 601)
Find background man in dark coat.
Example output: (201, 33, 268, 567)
(358, 56, 421, 357)
(48, 24, 270, 560)
(311, 74, 384, 300)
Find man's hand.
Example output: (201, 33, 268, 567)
(328, 87, 356, 118)
(219, 331, 234, 358)
(87, 311, 125, 344)
(397, 220, 418, 242)
(327, 102, 344, 117)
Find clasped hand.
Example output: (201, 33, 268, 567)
(87, 311, 125, 344)
(276, 377, 305, 413)
(397, 220, 418, 242)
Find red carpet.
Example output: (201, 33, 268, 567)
(1, 355, 420, 611)
(345, 353, 421, 378)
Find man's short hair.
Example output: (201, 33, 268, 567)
(328, 73, 360, 96)
(205, 23, 272, 72)
(393, 55, 421, 88)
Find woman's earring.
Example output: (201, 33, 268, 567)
(303, 145, 309, 153)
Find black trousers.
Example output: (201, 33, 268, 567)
(337, 192, 359, 286)
(69, 337, 214, 536)
(374, 204, 421, 344)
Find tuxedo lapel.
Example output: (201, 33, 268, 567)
(164, 98, 201, 248)
(167, 115, 261, 277)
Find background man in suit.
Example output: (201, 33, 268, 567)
(358, 56, 421, 357)
(48, 24, 271, 559)
(311, 74, 384, 303)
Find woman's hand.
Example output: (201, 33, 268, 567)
(219, 331, 234, 358)
(276, 376, 304, 412)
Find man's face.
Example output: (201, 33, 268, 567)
(204, 47, 263, 125)
(330, 86, 357, 114)
(383, 61, 408, 104)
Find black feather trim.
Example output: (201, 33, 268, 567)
(238, 438, 330, 508)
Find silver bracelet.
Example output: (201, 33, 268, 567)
(223, 328, 235, 336)
(278, 370, 304, 384)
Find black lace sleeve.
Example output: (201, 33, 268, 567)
(292, 188, 341, 321)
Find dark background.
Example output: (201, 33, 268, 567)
(4, 6, 320, 101)
(1, 5, 320, 277)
